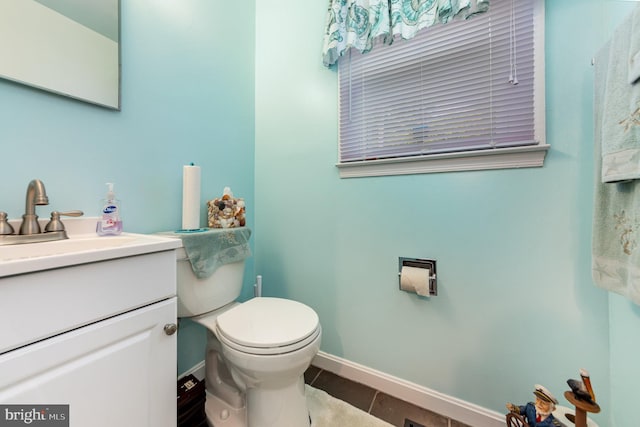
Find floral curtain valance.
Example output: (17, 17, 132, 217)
(322, 0, 490, 67)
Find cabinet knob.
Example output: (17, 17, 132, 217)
(164, 323, 178, 335)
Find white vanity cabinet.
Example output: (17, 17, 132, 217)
(0, 233, 180, 427)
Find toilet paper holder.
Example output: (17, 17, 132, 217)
(398, 257, 437, 296)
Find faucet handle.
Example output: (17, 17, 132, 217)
(44, 210, 84, 233)
(0, 212, 15, 235)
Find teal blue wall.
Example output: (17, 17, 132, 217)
(0, 1, 255, 375)
(254, 1, 639, 426)
(609, 295, 640, 427)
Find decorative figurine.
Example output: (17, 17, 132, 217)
(207, 187, 246, 228)
(567, 368, 596, 404)
(564, 368, 600, 427)
(506, 384, 565, 427)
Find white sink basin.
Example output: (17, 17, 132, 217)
(0, 218, 180, 277)
(0, 235, 138, 261)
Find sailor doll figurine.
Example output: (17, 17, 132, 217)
(506, 384, 564, 426)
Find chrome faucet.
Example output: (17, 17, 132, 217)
(0, 179, 84, 246)
(19, 179, 49, 235)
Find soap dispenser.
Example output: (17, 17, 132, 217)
(96, 183, 122, 236)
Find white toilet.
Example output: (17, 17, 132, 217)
(174, 243, 321, 427)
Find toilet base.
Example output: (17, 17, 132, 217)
(204, 377, 311, 427)
(204, 389, 246, 427)
(244, 376, 311, 427)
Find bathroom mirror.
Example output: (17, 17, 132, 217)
(0, 0, 120, 110)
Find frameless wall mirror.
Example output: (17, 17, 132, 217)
(0, 0, 120, 110)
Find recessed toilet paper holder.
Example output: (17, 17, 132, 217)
(398, 257, 437, 296)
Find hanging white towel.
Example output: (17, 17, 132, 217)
(600, 5, 640, 183)
(592, 9, 640, 306)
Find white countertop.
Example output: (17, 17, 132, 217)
(0, 217, 180, 278)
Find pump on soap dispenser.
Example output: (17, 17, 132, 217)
(96, 183, 122, 236)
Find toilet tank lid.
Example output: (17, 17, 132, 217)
(216, 297, 319, 348)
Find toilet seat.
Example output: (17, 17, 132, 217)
(217, 324, 321, 355)
(215, 297, 320, 356)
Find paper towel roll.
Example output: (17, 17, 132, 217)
(400, 266, 430, 296)
(182, 164, 201, 230)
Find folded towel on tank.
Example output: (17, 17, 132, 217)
(173, 227, 252, 279)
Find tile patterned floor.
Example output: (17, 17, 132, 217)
(304, 365, 472, 427)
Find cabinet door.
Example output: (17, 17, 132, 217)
(0, 298, 177, 427)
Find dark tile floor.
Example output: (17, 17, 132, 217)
(304, 365, 472, 427)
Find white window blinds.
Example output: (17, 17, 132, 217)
(338, 0, 542, 165)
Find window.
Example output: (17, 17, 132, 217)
(336, 0, 547, 178)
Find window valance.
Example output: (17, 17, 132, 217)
(322, 0, 490, 67)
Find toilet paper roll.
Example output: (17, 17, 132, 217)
(182, 164, 201, 230)
(400, 266, 430, 296)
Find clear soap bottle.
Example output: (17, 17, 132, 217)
(96, 182, 122, 236)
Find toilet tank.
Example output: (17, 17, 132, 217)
(175, 247, 245, 318)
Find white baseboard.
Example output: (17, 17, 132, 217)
(312, 351, 505, 427)
(178, 360, 206, 381)
(179, 352, 505, 427)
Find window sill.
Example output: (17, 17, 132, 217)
(335, 144, 550, 178)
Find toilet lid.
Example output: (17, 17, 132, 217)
(216, 297, 319, 349)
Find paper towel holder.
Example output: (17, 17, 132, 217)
(398, 257, 437, 296)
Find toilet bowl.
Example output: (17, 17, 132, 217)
(196, 297, 321, 427)
(170, 234, 321, 427)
